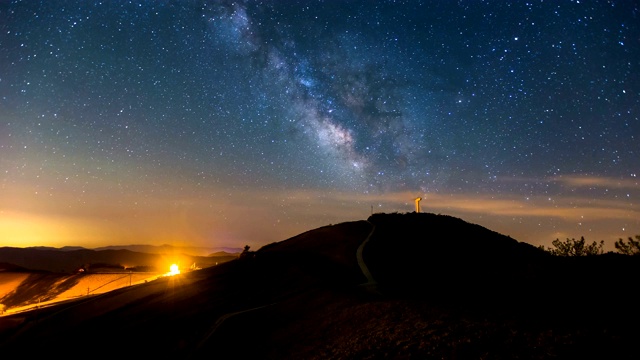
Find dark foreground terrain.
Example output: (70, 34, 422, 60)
(1, 212, 638, 359)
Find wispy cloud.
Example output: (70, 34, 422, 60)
(329, 190, 639, 222)
(551, 175, 639, 190)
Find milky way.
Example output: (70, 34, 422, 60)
(1, 1, 638, 250)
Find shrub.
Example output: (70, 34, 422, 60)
(541, 236, 604, 256)
(614, 235, 640, 255)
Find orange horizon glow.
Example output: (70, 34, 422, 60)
(1, 177, 638, 253)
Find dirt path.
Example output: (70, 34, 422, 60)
(356, 221, 378, 293)
(194, 303, 276, 348)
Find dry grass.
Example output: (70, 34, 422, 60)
(0, 272, 161, 314)
(0, 274, 29, 299)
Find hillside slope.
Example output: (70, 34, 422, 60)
(0, 213, 638, 359)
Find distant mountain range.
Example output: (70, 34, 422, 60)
(93, 244, 243, 256)
(20, 244, 242, 256)
(0, 244, 241, 273)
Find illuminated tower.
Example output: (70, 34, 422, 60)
(414, 197, 422, 213)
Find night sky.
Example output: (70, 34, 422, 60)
(1, 1, 638, 252)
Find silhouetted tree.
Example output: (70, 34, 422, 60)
(541, 236, 604, 256)
(614, 235, 640, 255)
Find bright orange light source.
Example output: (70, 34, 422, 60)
(168, 264, 180, 276)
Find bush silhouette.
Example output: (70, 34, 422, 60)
(541, 236, 604, 256)
(615, 235, 640, 255)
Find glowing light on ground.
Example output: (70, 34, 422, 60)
(165, 264, 180, 276)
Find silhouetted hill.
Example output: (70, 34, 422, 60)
(1, 213, 638, 359)
(366, 212, 548, 302)
(94, 244, 242, 256)
(365, 213, 638, 325)
(0, 247, 237, 273)
(0, 263, 31, 273)
(208, 251, 240, 257)
(26, 246, 88, 251)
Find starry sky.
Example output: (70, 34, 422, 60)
(1, 0, 638, 252)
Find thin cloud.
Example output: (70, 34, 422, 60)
(552, 175, 639, 190)
(335, 191, 639, 222)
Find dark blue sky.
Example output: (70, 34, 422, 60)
(1, 0, 638, 251)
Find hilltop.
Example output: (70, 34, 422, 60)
(0, 212, 638, 359)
